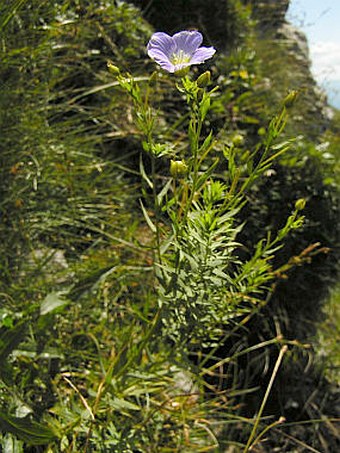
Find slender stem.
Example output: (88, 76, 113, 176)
(150, 152, 163, 273)
(181, 105, 203, 224)
(200, 337, 281, 377)
(243, 345, 288, 452)
(250, 417, 285, 450)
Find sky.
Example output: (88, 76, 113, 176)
(287, 0, 340, 108)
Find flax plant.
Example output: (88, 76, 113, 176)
(112, 30, 305, 352)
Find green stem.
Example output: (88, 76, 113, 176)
(243, 345, 288, 452)
(181, 106, 203, 224)
(150, 152, 165, 279)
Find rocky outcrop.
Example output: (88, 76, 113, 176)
(250, 0, 290, 26)
(250, 0, 331, 138)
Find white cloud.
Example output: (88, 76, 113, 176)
(309, 41, 340, 82)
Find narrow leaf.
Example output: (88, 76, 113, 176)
(139, 154, 153, 189)
(139, 200, 156, 233)
(157, 177, 172, 206)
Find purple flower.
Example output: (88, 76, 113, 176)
(147, 31, 216, 73)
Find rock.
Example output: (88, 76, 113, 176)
(277, 22, 310, 62)
(251, 0, 290, 26)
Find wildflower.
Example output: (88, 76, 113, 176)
(147, 31, 216, 74)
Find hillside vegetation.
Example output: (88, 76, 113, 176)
(0, 1, 338, 451)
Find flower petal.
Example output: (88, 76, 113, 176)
(190, 46, 216, 65)
(148, 50, 175, 72)
(147, 51, 174, 72)
(147, 32, 175, 59)
(172, 31, 203, 56)
(173, 62, 192, 73)
(158, 61, 176, 72)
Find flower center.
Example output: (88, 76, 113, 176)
(170, 49, 191, 66)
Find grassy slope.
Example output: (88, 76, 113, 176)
(0, 0, 338, 451)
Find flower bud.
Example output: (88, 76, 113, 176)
(196, 71, 211, 88)
(295, 198, 306, 211)
(170, 160, 188, 178)
(107, 60, 120, 75)
(283, 90, 298, 108)
(232, 133, 244, 147)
